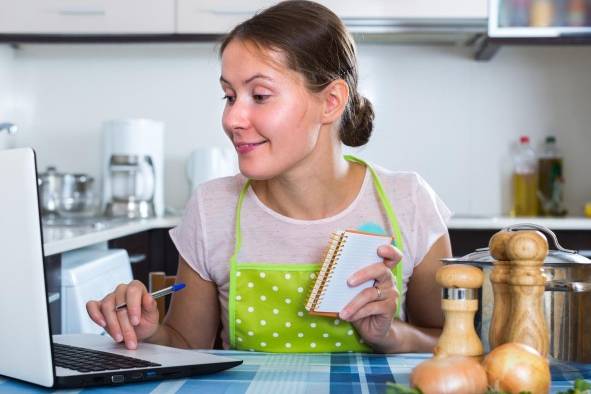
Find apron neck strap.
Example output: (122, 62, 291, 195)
(343, 155, 404, 252)
(231, 179, 251, 262)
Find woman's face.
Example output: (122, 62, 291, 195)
(220, 39, 325, 180)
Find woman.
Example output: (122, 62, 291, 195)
(87, 0, 452, 353)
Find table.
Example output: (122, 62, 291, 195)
(0, 351, 589, 393)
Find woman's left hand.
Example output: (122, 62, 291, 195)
(338, 244, 402, 349)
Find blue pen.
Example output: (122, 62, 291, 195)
(115, 283, 186, 311)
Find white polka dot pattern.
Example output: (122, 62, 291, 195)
(232, 267, 372, 353)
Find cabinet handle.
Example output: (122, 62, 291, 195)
(129, 254, 147, 264)
(57, 7, 106, 16)
(196, 7, 255, 16)
(48, 292, 60, 304)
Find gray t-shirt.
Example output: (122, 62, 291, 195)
(170, 164, 452, 349)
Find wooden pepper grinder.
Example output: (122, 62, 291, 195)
(488, 230, 513, 349)
(434, 264, 484, 358)
(505, 230, 549, 357)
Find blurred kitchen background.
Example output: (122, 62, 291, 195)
(2, 1, 591, 218)
(4, 0, 591, 339)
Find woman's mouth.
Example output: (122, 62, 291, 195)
(235, 140, 268, 154)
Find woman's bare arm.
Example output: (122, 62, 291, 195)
(372, 233, 451, 353)
(405, 233, 450, 329)
(145, 257, 220, 349)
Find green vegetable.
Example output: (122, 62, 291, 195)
(557, 378, 591, 394)
(385, 381, 422, 394)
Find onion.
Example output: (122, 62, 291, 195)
(482, 342, 551, 394)
(410, 355, 488, 394)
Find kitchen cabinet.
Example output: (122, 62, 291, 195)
(43, 218, 180, 335)
(177, 0, 487, 34)
(108, 228, 179, 288)
(45, 254, 62, 335)
(177, 0, 274, 34)
(0, 0, 174, 34)
(322, 0, 486, 20)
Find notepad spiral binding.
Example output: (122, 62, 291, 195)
(305, 231, 349, 312)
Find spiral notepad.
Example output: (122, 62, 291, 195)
(305, 230, 393, 317)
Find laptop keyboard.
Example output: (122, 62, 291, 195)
(53, 343, 161, 373)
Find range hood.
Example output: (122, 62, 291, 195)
(477, 0, 591, 59)
(344, 17, 488, 46)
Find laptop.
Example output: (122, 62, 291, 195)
(0, 148, 242, 388)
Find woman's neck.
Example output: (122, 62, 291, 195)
(251, 148, 366, 220)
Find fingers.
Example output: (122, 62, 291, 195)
(347, 298, 393, 322)
(100, 291, 124, 344)
(347, 244, 401, 286)
(125, 280, 146, 326)
(86, 300, 106, 328)
(339, 284, 397, 321)
(113, 284, 138, 349)
(348, 261, 395, 287)
(94, 281, 147, 350)
(378, 244, 403, 269)
(141, 292, 160, 325)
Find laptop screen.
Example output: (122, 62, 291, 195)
(0, 148, 55, 387)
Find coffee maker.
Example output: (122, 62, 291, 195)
(102, 119, 164, 218)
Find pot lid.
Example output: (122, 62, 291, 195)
(443, 223, 591, 267)
(443, 249, 591, 267)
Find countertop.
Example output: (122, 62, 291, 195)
(448, 216, 591, 230)
(43, 216, 181, 256)
(42, 215, 591, 256)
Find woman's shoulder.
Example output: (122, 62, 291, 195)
(197, 173, 246, 195)
(370, 163, 430, 195)
(188, 173, 246, 212)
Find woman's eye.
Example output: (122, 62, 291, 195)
(222, 95, 236, 104)
(253, 94, 270, 103)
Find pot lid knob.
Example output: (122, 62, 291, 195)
(436, 264, 484, 289)
(506, 231, 548, 263)
(489, 230, 512, 261)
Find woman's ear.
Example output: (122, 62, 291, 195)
(320, 79, 349, 124)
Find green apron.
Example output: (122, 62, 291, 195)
(228, 156, 405, 352)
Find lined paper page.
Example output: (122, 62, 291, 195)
(315, 231, 391, 313)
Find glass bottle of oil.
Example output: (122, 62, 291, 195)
(512, 136, 538, 217)
(538, 136, 567, 216)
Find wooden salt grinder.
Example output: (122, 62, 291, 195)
(434, 264, 484, 358)
(488, 230, 513, 349)
(505, 230, 549, 357)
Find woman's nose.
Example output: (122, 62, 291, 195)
(223, 99, 250, 131)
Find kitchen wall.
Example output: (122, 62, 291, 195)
(0, 46, 15, 150)
(6, 42, 591, 216)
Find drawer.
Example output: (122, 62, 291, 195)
(0, 0, 175, 34)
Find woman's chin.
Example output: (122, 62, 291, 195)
(238, 163, 276, 181)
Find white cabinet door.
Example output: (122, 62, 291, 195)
(318, 0, 487, 19)
(177, 0, 487, 34)
(177, 0, 276, 34)
(0, 0, 175, 34)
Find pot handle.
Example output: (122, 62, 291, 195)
(505, 223, 577, 254)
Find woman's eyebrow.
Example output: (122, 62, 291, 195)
(220, 74, 274, 86)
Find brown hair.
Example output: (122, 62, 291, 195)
(220, 0, 374, 147)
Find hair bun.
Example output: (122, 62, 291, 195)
(340, 93, 374, 147)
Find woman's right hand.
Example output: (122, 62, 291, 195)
(86, 280, 160, 350)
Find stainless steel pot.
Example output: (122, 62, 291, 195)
(37, 166, 63, 216)
(38, 167, 97, 218)
(59, 173, 96, 217)
(443, 223, 591, 362)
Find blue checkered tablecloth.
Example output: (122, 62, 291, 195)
(0, 351, 590, 393)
